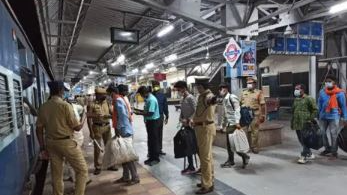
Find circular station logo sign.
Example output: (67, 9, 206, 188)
(223, 38, 242, 66)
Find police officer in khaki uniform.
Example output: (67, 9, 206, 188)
(193, 78, 217, 194)
(87, 87, 116, 175)
(240, 77, 266, 154)
(36, 81, 88, 195)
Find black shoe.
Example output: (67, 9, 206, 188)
(148, 160, 160, 166)
(93, 168, 101, 175)
(159, 151, 166, 156)
(107, 167, 119, 171)
(126, 179, 140, 186)
(114, 177, 131, 184)
(144, 159, 151, 165)
(197, 183, 214, 188)
(220, 161, 235, 168)
(251, 148, 259, 154)
(320, 150, 332, 156)
(195, 186, 214, 194)
(242, 155, 250, 169)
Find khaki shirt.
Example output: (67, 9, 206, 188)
(193, 89, 216, 123)
(36, 96, 79, 139)
(241, 89, 265, 115)
(89, 100, 112, 124)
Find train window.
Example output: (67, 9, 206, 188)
(0, 73, 14, 138)
(13, 79, 24, 128)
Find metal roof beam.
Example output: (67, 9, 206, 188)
(132, 0, 228, 34)
(49, 19, 76, 24)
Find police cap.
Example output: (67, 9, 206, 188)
(246, 76, 257, 84)
(48, 81, 69, 92)
(95, 87, 107, 94)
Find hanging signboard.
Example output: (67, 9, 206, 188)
(154, 73, 166, 81)
(237, 40, 257, 77)
(223, 37, 242, 67)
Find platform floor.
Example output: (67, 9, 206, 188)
(36, 105, 347, 195)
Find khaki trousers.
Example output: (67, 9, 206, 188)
(195, 124, 215, 189)
(248, 117, 260, 149)
(47, 139, 88, 195)
(92, 125, 111, 169)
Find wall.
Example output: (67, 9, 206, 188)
(259, 55, 310, 73)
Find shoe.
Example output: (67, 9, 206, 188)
(251, 148, 259, 154)
(220, 161, 235, 168)
(320, 150, 332, 156)
(148, 160, 160, 166)
(114, 177, 131, 184)
(159, 151, 166, 156)
(197, 183, 214, 188)
(195, 186, 214, 194)
(328, 153, 338, 160)
(107, 167, 119, 171)
(144, 159, 151, 165)
(126, 179, 140, 186)
(297, 156, 308, 164)
(242, 155, 250, 169)
(86, 179, 92, 185)
(181, 168, 196, 175)
(306, 153, 315, 160)
(93, 168, 101, 175)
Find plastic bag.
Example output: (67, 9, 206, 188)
(228, 129, 250, 153)
(302, 122, 324, 150)
(102, 136, 138, 169)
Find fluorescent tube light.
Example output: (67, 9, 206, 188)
(145, 62, 154, 69)
(330, 1, 347, 14)
(157, 24, 174, 37)
(164, 54, 178, 62)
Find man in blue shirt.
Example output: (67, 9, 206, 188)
(318, 75, 347, 159)
(134, 86, 161, 166)
(113, 84, 140, 185)
(152, 81, 169, 156)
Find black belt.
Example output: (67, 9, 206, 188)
(49, 136, 71, 140)
(93, 123, 109, 127)
(194, 121, 214, 126)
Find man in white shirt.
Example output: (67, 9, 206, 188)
(219, 83, 250, 169)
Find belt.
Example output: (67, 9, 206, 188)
(93, 123, 109, 127)
(48, 136, 71, 140)
(194, 121, 214, 126)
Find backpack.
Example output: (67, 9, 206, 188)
(173, 126, 198, 158)
(240, 107, 254, 127)
(338, 126, 347, 152)
(302, 121, 324, 150)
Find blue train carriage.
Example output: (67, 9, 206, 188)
(0, 1, 50, 195)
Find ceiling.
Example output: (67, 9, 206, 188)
(33, 0, 347, 85)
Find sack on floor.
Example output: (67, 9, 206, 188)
(302, 121, 324, 150)
(228, 129, 250, 153)
(338, 126, 347, 152)
(240, 107, 254, 127)
(102, 136, 138, 168)
(174, 126, 198, 158)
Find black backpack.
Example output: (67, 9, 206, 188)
(338, 127, 347, 152)
(240, 107, 254, 127)
(173, 126, 198, 158)
(302, 121, 324, 150)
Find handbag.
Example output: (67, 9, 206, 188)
(228, 129, 250, 153)
(102, 136, 138, 168)
(302, 121, 324, 150)
(240, 107, 254, 127)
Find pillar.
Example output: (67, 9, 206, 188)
(309, 56, 317, 99)
(340, 35, 347, 90)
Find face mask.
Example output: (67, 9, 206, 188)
(153, 86, 160, 92)
(247, 84, 253, 89)
(325, 82, 334, 88)
(294, 90, 301, 97)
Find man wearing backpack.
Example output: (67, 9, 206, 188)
(291, 84, 318, 164)
(240, 77, 266, 154)
(318, 75, 347, 160)
(219, 83, 250, 169)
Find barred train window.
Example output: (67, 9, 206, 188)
(0, 73, 14, 138)
(13, 79, 24, 128)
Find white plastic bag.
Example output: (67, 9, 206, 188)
(102, 136, 139, 169)
(228, 129, 250, 153)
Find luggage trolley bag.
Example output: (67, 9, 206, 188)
(173, 126, 198, 169)
(338, 126, 347, 152)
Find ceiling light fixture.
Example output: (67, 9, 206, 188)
(157, 24, 174, 37)
(205, 47, 210, 59)
(145, 62, 154, 69)
(132, 68, 139, 73)
(164, 54, 178, 62)
(102, 68, 107, 73)
(83, 76, 87, 80)
(142, 69, 148, 74)
(89, 71, 93, 75)
(117, 54, 125, 63)
(330, 1, 347, 14)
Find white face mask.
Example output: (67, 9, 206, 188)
(294, 90, 301, 97)
(325, 82, 334, 89)
(247, 84, 253, 89)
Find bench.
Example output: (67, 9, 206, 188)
(213, 122, 283, 149)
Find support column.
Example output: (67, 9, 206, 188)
(309, 56, 317, 99)
(340, 35, 347, 89)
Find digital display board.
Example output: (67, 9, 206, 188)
(110, 27, 139, 44)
